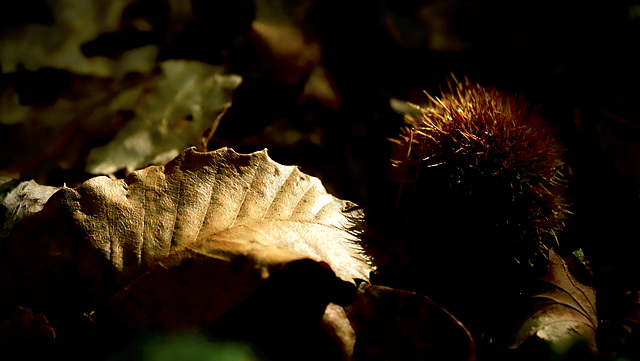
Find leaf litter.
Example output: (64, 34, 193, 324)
(511, 249, 598, 354)
(1, 147, 371, 324)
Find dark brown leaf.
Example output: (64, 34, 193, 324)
(510, 249, 598, 354)
(0, 306, 55, 344)
(345, 282, 476, 361)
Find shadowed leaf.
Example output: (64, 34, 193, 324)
(1, 147, 371, 317)
(511, 249, 598, 354)
(346, 283, 476, 361)
(0, 0, 144, 75)
(85, 61, 242, 175)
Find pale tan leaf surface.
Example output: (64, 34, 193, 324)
(1, 147, 371, 315)
(510, 248, 598, 353)
(0, 178, 61, 239)
(321, 303, 357, 360)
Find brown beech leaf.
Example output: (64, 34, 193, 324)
(1, 147, 371, 314)
(510, 249, 598, 353)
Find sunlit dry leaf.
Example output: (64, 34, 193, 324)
(510, 249, 598, 353)
(0, 179, 60, 239)
(2, 147, 371, 316)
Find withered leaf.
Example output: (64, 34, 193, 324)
(85, 61, 242, 175)
(104, 258, 355, 361)
(596, 289, 640, 360)
(0, 59, 240, 183)
(101, 239, 310, 330)
(346, 283, 476, 361)
(510, 248, 598, 353)
(0, 0, 147, 76)
(2, 147, 371, 315)
(0, 179, 60, 239)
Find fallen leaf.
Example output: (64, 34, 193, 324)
(0, 72, 145, 180)
(1, 147, 371, 316)
(598, 289, 640, 360)
(99, 258, 354, 361)
(345, 282, 476, 361)
(322, 303, 357, 360)
(0, 60, 241, 182)
(510, 249, 598, 354)
(0, 0, 153, 76)
(0, 1, 240, 182)
(85, 60, 242, 175)
(250, 0, 321, 87)
(0, 178, 60, 239)
(100, 240, 310, 330)
(205, 258, 356, 361)
(300, 65, 341, 111)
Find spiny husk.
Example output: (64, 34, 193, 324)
(390, 77, 568, 264)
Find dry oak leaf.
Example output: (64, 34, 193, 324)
(2, 147, 371, 313)
(510, 248, 598, 353)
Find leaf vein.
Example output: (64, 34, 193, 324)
(229, 163, 259, 227)
(263, 166, 296, 220)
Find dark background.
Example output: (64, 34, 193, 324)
(1, 0, 639, 357)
